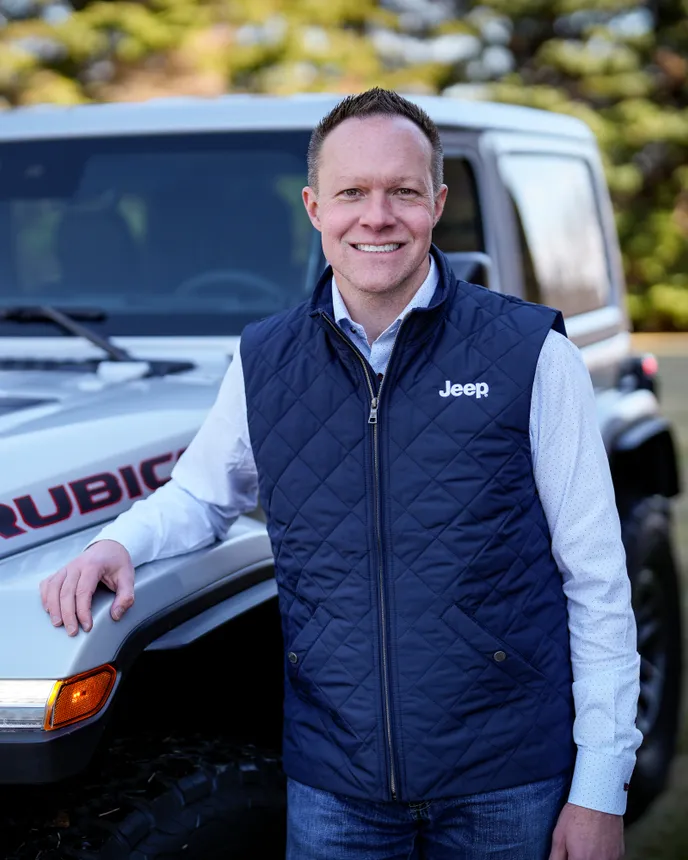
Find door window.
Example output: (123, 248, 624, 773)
(499, 154, 610, 316)
(433, 157, 483, 253)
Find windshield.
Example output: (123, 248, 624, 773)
(0, 131, 317, 336)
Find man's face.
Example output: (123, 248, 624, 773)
(303, 115, 447, 299)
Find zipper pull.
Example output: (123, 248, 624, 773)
(368, 397, 379, 424)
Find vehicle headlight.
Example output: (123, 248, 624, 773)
(0, 665, 116, 730)
(0, 680, 57, 729)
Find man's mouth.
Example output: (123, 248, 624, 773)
(352, 243, 402, 253)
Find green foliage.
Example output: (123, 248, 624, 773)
(630, 285, 688, 330)
(478, 0, 688, 330)
(0, 0, 686, 328)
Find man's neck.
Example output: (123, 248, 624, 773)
(334, 257, 432, 344)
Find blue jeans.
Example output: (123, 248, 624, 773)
(286, 773, 570, 859)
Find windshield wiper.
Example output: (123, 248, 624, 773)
(1, 305, 131, 362)
(0, 305, 194, 376)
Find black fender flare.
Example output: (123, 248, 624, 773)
(610, 417, 681, 510)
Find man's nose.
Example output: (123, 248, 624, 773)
(359, 192, 396, 231)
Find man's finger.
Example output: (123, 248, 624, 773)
(75, 567, 100, 633)
(111, 576, 135, 621)
(39, 576, 50, 612)
(45, 569, 68, 627)
(59, 567, 82, 636)
(547, 832, 567, 860)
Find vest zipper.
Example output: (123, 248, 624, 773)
(364, 318, 415, 803)
(320, 311, 401, 800)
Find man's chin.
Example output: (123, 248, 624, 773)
(335, 261, 416, 293)
(343, 275, 407, 296)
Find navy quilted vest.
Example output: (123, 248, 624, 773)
(241, 246, 575, 803)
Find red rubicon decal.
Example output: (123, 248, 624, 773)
(70, 473, 123, 515)
(15, 486, 73, 529)
(119, 465, 143, 499)
(140, 453, 173, 491)
(0, 504, 27, 538)
(0, 451, 176, 540)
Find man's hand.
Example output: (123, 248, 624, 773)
(39, 540, 135, 636)
(549, 802, 624, 860)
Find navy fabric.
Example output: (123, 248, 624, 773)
(241, 246, 575, 803)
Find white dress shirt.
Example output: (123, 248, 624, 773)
(93, 258, 642, 815)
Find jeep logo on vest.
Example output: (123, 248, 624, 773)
(439, 380, 490, 399)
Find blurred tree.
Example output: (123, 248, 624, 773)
(0, 0, 686, 327)
(0, 0, 446, 105)
(468, 0, 688, 329)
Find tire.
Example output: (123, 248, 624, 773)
(2, 738, 286, 860)
(96, 749, 286, 860)
(623, 496, 683, 824)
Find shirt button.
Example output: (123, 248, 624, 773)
(493, 651, 507, 663)
(288, 652, 299, 664)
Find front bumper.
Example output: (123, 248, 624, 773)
(0, 687, 115, 784)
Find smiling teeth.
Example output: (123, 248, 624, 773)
(355, 244, 401, 253)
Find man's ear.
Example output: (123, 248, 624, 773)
(433, 184, 449, 226)
(302, 186, 322, 232)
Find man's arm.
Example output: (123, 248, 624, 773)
(91, 349, 258, 566)
(40, 348, 258, 633)
(530, 331, 641, 859)
(532, 330, 642, 812)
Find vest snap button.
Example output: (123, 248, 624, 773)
(288, 652, 299, 664)
(493, 650, 507, 663)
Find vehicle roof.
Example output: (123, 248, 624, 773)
(0, 93, 594, 142)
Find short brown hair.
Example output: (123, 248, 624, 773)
(307, 87, 443, 192)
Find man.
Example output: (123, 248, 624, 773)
(41, 89, 641, 860)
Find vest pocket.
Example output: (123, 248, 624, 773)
(285, 605, 361, 742)
(442, 604, 546, 688)
(286, 603, 333, 665)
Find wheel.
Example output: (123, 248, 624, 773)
(623, 496, 683, 823)
(97, 748, 285, 859)
(2, 736, 286, 860)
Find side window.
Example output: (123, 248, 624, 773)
(433, 157, 483, 253)
(499, 154, 610, 317)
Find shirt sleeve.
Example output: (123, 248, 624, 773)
(530, 330, 643, 816)
(89, 348, 259, 568)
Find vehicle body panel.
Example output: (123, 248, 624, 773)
(0, 366, 226, 557)
(0, 515, 271, 678)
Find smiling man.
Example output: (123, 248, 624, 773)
(42, 89, 640, 860)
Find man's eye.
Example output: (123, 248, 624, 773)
(342, 189, 360, 198)
(397, 188, 416, 196)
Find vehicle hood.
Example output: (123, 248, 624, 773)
(0, 364, 224, 560)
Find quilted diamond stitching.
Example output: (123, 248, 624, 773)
(241, 278, 574, 801)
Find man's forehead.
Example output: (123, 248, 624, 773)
(318, 116, 433, 186)
(323, 114, 429, 148)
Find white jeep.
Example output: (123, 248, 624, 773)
(0, 94, 682, 858)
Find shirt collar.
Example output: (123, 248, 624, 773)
(331, 255, 439, 333)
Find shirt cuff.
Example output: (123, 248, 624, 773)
(82, 524, 147, 569)
(568, 749, 636, 815)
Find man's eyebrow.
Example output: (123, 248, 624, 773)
(332, 176, 426, 188)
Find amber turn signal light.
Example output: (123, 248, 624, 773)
(44, 665, 116, 731)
